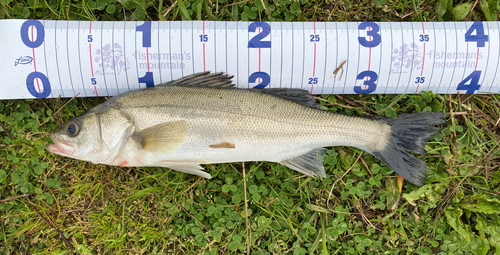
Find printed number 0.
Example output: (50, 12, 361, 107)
(358, 22, 381, 48)
(20, 20, 45, 48)
(21, 20, 51, 98)
(26, 72, 51, 98)
(354, 71, 378, 94)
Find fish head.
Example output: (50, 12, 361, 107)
(46, 112, 103, 160)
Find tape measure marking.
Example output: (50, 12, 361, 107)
(5, 20, 500, 99)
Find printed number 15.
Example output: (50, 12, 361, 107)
(200, 34, 208, 42)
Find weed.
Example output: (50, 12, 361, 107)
(1, 0, 500, 254)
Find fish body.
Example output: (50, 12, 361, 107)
(46, 72, 446, 186)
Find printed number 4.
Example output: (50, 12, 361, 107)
(457, 71, 481, 94)
(465, 22, 488, 47)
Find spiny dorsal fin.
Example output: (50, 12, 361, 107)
(260, 89, 322, 109)
(131, 121, 188, 152)
(158, 72, 321, 109)
(280, 148, 328, 177)
(158, 72, 235, 88)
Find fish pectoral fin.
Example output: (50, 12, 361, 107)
(131, 121, 188, 153)
(156, 162, 212, 179)
(280, 148, 328, 178)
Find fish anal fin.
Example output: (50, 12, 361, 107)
(280, 148, 328, 177)
(157, 72, 235, 88)
(156, 161, 211, 179)
(132, 121, 188, 152)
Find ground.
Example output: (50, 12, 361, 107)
(1, 0, 500, 254)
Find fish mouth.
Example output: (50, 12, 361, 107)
(45, 134, 75, 156)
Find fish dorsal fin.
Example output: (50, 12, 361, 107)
(260, 89, 322, 109)
(158, 72, 322, 108)
(131, 121, 188, 152)
(280, 148, 328, 177)
(158, 72, 235, 88)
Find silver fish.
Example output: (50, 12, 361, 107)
(46, 72, 446, 186)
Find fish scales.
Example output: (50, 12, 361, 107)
(46, 72, 446, 186)
(113, 86, 384, 161)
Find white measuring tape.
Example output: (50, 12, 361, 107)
(1, 19, 498, 99)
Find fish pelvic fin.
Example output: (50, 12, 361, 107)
(367, 112, 447, 186)
(156, 162, 212, 179)
(131, 121, 188, 153)
(157, 72, 235, 88)
(280, 148, 328, 178)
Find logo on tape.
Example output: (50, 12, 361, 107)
(391, 43, 422, 73)
(391, 43, 482, 73)
(94, 43, 130, 75)
(14, 56, 33, 66)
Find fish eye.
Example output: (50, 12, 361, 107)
(66, 121, 80, 136)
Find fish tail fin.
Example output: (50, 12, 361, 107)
(368, 112, 446, 186)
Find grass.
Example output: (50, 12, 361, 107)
(1, 0, 500, 254)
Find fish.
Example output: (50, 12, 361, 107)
(46, 72, 446, 186)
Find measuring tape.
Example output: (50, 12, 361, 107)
(1, 19, 498, 99)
